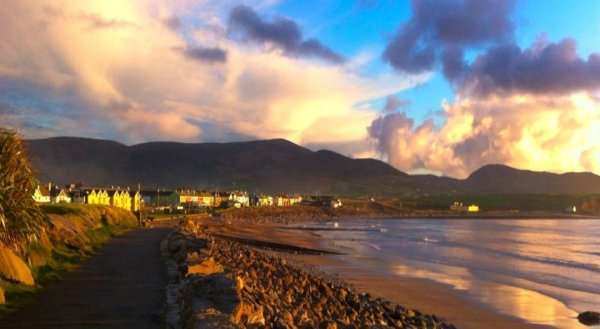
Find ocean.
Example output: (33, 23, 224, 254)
(296, 219, 600, 329)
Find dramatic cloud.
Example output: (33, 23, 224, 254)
(0, 0, 425, 155)
(383, 1, 600, 96)
(228, 5, 345, 63)
(369, 93, 600, 177)
(383, 0, 515, 77)
(460, 38, 600, 96)
(375, 0, 600, 176)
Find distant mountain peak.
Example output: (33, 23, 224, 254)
(24, 137, 600, 195)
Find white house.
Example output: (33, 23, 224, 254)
(229, 191, 250, 207)
(32, 185, 51, 203)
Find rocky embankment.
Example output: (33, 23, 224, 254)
(162, 219, 457, 329)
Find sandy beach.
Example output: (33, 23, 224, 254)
(198, 219, 558, 329)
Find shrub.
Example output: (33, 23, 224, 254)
(0, 129, 47, 246)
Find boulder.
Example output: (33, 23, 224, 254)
(578, 311, 600, 325)
(187, 257, 224, 276)
(231, 302, 265, 326)
(0, 246, 35, 286)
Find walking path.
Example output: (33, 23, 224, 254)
(0, 227, 171, 329)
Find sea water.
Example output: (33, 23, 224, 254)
(299, 219, 600, 329)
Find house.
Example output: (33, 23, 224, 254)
(85, 189, 111, 206)
(256, 195, 274, 207)
(229, 191, 250, 207)
(275, 196, 291, 207)
(330, 198, 343, 209)
(109, 190, 133, 211)
(32, 185, 51, 203)
(68, 189, 87, 204)
(51, 188, 72, 203)
(86, 190, 98, 204)
(289, 195, 303, 206)
(450, 202, 465, 211)
(141, 190, 179, 208)
(179, 190, 201, 205)
(302, 196, 342, 208)
(214, 192, 227, 208)
(198, 192, 215, 207)
(131, 191, 142, 212)
(450, 202, 480, 212)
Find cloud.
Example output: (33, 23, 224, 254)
(164, 15, 182, 30)
(0, 0, 425, 153)
(78, 13, 137, 30)
(375, 0, 600, 177)
(369, 92, 600, 177)
(383, 95, 410, 113)
(383, 1, 600, 96)
(383, 0, 515, 76)
(177, 46, 228, 63)
(228, 5, 345, 63)
(459, 38, 600, 96)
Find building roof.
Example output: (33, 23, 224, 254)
(36, 185, 50, 196)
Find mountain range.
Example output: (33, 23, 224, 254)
(25, 137, 600, 195)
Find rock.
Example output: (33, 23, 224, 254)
(236, 275, 245, 291)
(187, 257, 224, 276)
(0, 286, 5, 304)
(319, 320, 337, 329)
(231, 302, 265, 326)
(578, 311, 600, 325)
(0, 245, 35, 286)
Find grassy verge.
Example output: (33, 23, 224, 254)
(0, 204, 137, 318)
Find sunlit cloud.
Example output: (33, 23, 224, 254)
(0, 0, 425, 156)
(369, 92, 600, 177)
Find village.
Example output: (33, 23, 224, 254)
(31, 183, 344, 214)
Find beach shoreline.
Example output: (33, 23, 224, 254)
(166, 219, 458, 328)
(193, 217, 565, 329)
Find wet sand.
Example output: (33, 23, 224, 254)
(203, 220, 554, 329)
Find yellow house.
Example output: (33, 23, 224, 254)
(87, 189, 99, 204)
(100, 190, 110, 205)
(258, 195, 274, 207)
(131, 191, 142, 212)
(86, 189, 111, 206)
(110, 190, 133, 211)
(198, 192, 215, 207)
(468, 205, 480, 212)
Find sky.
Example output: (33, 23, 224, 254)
(1, 0, 600, 178)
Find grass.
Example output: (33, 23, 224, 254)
(39, 203, 85, 215)
(0, 283, 37, 317)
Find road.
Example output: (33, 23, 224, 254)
(0, 228, 171, 329)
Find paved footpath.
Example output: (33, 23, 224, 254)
(0, 228, 172, 329)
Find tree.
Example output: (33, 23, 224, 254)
(0, 129, 46, 246)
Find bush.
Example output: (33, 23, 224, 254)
(0, 129, 47, 246)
